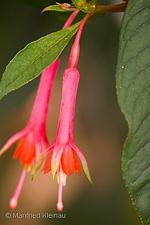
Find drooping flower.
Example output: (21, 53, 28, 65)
(0, 10, 80, 209)
(43, 14, 92, 212)
(0, 59, 59, 209)
(44, 68, 92, 211)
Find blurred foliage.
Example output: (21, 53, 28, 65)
(15, 0, 72, 9)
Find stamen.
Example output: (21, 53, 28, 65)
(57, 166, 67, 186)
(9, 169, 26, 209)
(57, 182, 64, 212)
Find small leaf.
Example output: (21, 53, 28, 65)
(116, 0, 150, 224)
(42, 4, 76, 13)
(0, 22, 80, 100)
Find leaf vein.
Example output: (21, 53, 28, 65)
(2, 24, 79, 90)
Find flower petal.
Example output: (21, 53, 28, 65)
(61, 145, 74, 176)
(13, 140, 23, 159)
(44, 151, 53, 174)
(73, 150, 81, 175)
(19, 135, 35, 165)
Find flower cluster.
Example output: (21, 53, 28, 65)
(0, 11, 92, 211)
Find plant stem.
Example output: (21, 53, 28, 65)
(95, 3, 127, 13)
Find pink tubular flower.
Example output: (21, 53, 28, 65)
(43, 14, 92, 212)
(0, 59, 59, 209)
(44, 68, 92, 211)
(0, 10, 79, 210)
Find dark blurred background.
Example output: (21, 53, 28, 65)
(0, 0, 141, 224)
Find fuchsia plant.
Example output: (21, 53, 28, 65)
(0, 10, 79, 209)
(0, 1, 127, 211)
(2, 0, 150, 224)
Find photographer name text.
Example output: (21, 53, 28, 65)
(5, 212, 66, 219)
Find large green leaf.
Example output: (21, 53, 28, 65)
(0, 22, 80, 100)
(116, 0, 150, 224)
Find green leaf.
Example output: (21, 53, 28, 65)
(42, 4, 76, 13)
(0, 22, 80, 100)
(116, 0, 150, 224)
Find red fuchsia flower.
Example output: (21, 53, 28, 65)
(0, 10, 79, 210)
(43, 14, 92, 212)
(0, 59, 59, 209)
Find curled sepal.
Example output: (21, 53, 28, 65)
(0, 129, 27, 156)
(32, 157, 43, 180)
(71, 142, 93, 184)
(32, 142, 55, 180)
(42, 4, 77, 13)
